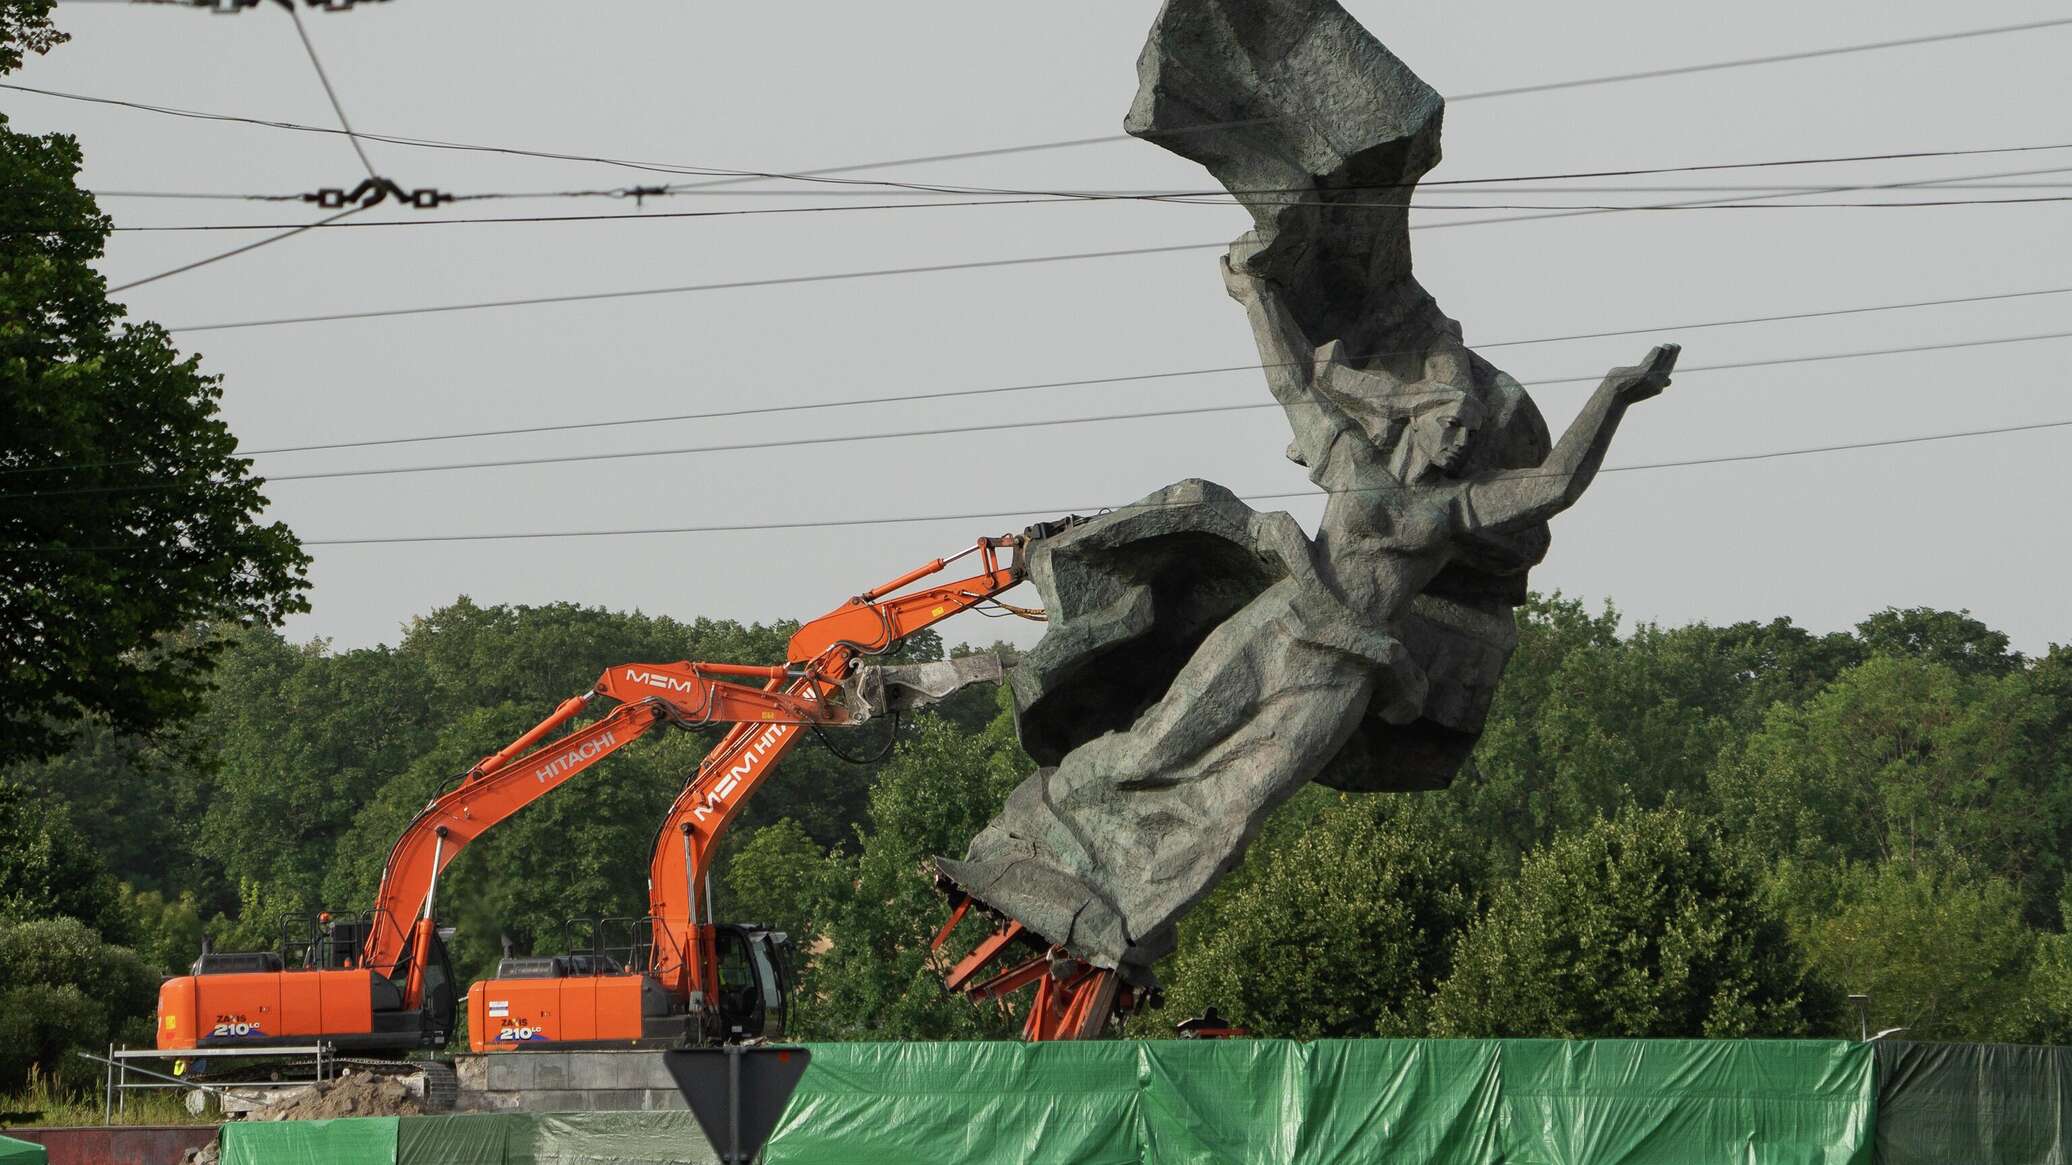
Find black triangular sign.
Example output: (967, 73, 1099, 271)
(663, 1046, 812, 1164)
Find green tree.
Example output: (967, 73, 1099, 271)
(723, 818, 838, 955)
(721, 819, 842, 1031)
(1445, 598, 1814, 871)
(2019, 882, 2072, 1044)
(1712, 655, 2072, 922)
(0, 781, 124, 938)
(0, 916, 157, 1091)
(188, 626, 438, 910)
(1855, 607, 2021, 676)
(1432, 806, 1835, 1038)
(3, 723, 204, 897)
(1156, 793, 1478, 1038)
(1795, 860, 2035, 1042)
(117, 885, 205, 976)
(0, 0, 308, 766)
(806, 698, 1028, 1040)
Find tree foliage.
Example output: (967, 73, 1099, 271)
(1712, 654, 2072, 921)
(1431, 807, 1836, 1038)
(0, 0, 308, 767)
(1793, 860, 2035, 1042)
(0, 781, 124, 939)
(1155, 793, 1478, 1038)
(801, 699, 1027, 1041)
(0, 916, 157, 1091)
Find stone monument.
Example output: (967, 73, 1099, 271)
(936, 0, 1679, 992)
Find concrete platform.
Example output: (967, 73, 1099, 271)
(454, 1051, 686, 1113)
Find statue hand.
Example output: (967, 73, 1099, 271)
(1606, 343, 1680, 404)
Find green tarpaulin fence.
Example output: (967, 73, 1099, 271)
(223, 1115, 398, 1165)
(216, 1039, 1879, 1165)
(1875, 1041, 2072, 1165)
(765, 1040, 1874, 1164)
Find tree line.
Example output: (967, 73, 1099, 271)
(6, 594, 2068, 1089)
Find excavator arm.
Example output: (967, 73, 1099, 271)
(646, 533, 1044, 1004)
(374, 532, 1049, 1006)
(364, 696, 673, 997)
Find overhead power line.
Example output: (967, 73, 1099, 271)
(1452, 17, 2072, 101)
(7, 279, 2062, 479)
(198, 330, 2072, 486)
(154, 155, 2072, 332)
(106, 3, 384, 293)
(106, 203, 365, 292)
(8, 417, 2065, 554)
(8, 15, 2072, 195)
(658, 16, 2072, 190)
(8, 328, 2071, 502)
(288, 417, 2072, 545)
(285, 3, 376, 179)
(24, 188, 2072, 235)
(75, 177, 2072, 204)
(76, 153, 2072, 207)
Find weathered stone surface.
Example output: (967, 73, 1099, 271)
(1126, 0, 1444, 355)
(938, 0, 1681, 985)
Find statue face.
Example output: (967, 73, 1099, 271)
(1410, 401, 1478, 475)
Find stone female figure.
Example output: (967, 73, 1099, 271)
(938, 255, 1679, 987)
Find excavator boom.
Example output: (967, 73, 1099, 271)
(464, 529, 1062, 1051)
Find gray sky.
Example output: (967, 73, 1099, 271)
(14, 0, 2071, 655)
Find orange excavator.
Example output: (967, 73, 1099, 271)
(156, 527, 1061, 1056)
(461, 527, 1055, 1051)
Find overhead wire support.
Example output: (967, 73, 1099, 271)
(31, 187, 2072, 235)
(99, 0, 407, 291)
(79, 1, 391, 15)
(153, 154, 2072, 332)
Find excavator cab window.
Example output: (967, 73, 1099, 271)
(420, 930, 457, 1044)
(755, 933, 792, 1039)
(713, 927, 765, 1037)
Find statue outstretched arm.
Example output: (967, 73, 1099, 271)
(1463, 344, 1679, 531)
(1221, 241, 1363, 478)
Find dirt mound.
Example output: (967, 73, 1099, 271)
(251, 1070, 425, 1121)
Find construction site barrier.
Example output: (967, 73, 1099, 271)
(1875, 1041, 2072, 1165)
(218, 1038, 1885, 1164)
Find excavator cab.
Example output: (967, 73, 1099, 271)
(409, 928, 459, 1046)
(712, 925, 792, 1041)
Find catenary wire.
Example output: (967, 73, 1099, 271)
(74, 177, 2072, 202)
(109, 4, 382, 293)
(154, 154, 2072, 332)
(8, 14, 2072, 196)
(284, 3, 376, 180)
(7, 329, 2070, 502)
(8, 279, 2065, 478)
(650, 17, 2072, 191)
(105, 203, 366, 292)
(22, 188, 2072, 234)
(67, 152, 2072, 206)
(6, 417, 2066, 554)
